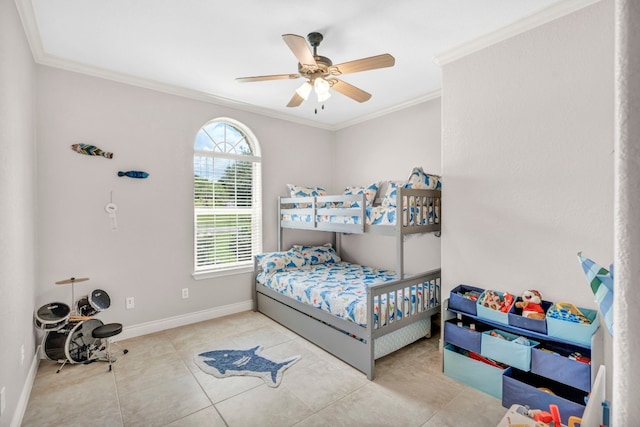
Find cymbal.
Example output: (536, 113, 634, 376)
(55, 277, 89, 285)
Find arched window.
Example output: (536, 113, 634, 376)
(193, 118, 262, 277)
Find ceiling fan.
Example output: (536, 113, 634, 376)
(236, 32, 395, 108)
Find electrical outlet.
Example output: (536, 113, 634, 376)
(1, 386, 5, 416)
(182, 288, 189, 299)
(21, 344, 25, 366)
(126, 297, 135, 309)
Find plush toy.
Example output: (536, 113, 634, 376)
(481, 291, 514, 312)
(500, 292, 514, 313)
(481, 291, 502, 310)
(515, 289, 545, 319)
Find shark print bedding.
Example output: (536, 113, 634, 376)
(281, 204, 439, 226)
(256, 261, 440, 328)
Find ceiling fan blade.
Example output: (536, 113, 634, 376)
(286, 92, 305, 108)
(329, 79, 372, 103)
(330, 54, 395, 75)
(236, 74, 299, 83)
(282, 34, 317, 67)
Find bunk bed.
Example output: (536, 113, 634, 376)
(254, 168, 442, 380)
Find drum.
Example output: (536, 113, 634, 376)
(76, 289, 111, 317)
(34, 302, 71, 331)
(43, 318, 104, 363)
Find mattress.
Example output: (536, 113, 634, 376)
(256, 261, 440, 328)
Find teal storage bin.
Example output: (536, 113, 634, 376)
(480, 330, 539, 371)
(443, 344, 505, 399)
(476, 290, 514, 325)
(546, 305, 599, 347)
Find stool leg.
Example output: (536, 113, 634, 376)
(106, 339, 113, 372)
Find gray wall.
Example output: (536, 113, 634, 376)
(333, 100, 442, 274)
(440, 0, 614, 396)
(441, 1, 614, 306)
(35, 67, 336, 330)
(614, 0, 640, 423)
(0, 0, 37, 425)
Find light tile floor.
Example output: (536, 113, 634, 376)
(23, 311, 507, 426)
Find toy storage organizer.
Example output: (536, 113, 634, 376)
(443, 285, 601, 426)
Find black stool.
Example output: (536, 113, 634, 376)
(92, 323, 128, 371)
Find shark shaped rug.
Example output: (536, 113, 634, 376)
(194, 345, 301, 387)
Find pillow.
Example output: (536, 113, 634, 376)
(293, 243, 341, 265)
(381, 180, 403, 208)
(287, 184, 327, 198)
(341, 182, 379, 208)
(405, 166, 442, 190)
(256, 250, 307, 274)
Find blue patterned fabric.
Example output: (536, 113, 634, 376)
(381, 181, 403, 208)
(195, 345, 300, 388)
(256, 250, 307, 274)
(257, 262, 440, 327)
(286, 184, 328, 208)
(286, 184, 327, 198)
(293, 244, 341, 265)
(406, 166, 442, 190)
(340, 182, 379, 208)
(282, 204, 439, 227)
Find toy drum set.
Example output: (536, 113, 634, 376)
(34, 277, 126, 373)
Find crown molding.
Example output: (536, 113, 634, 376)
(332, 90, 441, 130)
(41, 53, 339, 131)
(14, 0, 44, 61)
(433, 0, 603, 66)
(13, 0, 441, 132)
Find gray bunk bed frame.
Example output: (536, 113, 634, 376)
(254, 187, 442, 380)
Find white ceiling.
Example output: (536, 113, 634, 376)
(20, 0, 566, 129)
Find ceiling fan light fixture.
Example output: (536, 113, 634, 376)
(313, 77, 330, 95)
(295, 81, 312, 100)
(316, 90, 331, 103)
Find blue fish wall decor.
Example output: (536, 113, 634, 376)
(195, 345, 300, 387)
(118, 171, 149, 179)
(71, 143, 113, 159)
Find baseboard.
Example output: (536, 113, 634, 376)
(13, 302, 251, 425)
(116, 300, 254, 341)
(11, 346, 40, 427)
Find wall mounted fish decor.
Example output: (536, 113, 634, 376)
(71, 143, 113, 159)
(118, 171, 149, 179)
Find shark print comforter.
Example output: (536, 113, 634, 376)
(281, 205, 439, 226)
(256, 262, 438, 328)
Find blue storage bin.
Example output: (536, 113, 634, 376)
(481, 330, 538, 371)
(444, 318, 491, 353)
(444, 344, 505, 399)
(531, 343, 591, 392)
(502, 368, 587, 425)
(546, 305, 599, 347)
(508, 298, 553, 334)
(449, 284, 484, 315)
(476, 290, 515, 325)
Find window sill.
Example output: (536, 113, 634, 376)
(192, 266, 254, 280)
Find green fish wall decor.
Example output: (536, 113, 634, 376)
(71, 143, 113, 159)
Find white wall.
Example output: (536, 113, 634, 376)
(35, 67, 335, 330)
(614, 0, 640, 423)
(0, 0, 37, 425)
(333, 100, 442, 274)
(440, 1, 614, 309)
